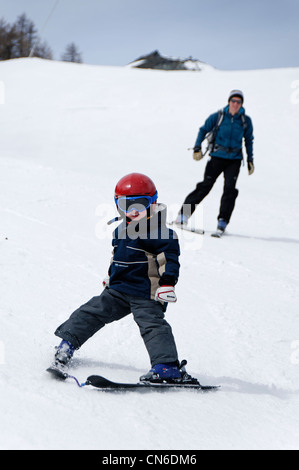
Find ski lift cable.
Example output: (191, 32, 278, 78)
(29, 0, 61, 58)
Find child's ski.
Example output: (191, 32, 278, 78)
(85, 375, 219, 392)
(46, 367, 219, 392)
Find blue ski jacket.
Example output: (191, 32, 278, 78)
(108, 204, 180, 304)
(195, 105, 254, 161)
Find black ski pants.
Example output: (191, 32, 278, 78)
(55, 287, 178, 367)
(181, 157, 241, 223)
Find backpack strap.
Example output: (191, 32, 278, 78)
(212, 108, 225, 136)
(211, 108, 225, 151)
(202, 108, 247, 156)
(240, 113, 247, 132)
(202, 108, 224, 155)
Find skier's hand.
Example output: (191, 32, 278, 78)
(193, 147, 203, 161)
(102, 276, 110, 288)
(248, 161, 255, 175)
(155, 286, 177, 303)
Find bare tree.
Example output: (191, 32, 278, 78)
(0, 13, 84, 62)
(0, 13, 52, 60)
(14, 13, 38, 57)
(32, 39, 53, 60)
(61, 42, 82, 63)
(0, 18, 17, 60)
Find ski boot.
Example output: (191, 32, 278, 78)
(54, 340, 75, 368)
(174, 214, 188, 225)
(217, 218, 227, 233)
(140, 360, 200, 385)
(47, 340, 75, 380)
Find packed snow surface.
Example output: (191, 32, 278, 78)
(0, 58, 299, 450)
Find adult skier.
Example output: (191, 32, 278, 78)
(52, 173, 195, 383)
(175, 90, 254, 234)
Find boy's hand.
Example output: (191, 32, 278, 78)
(102, 276, 110, 288)
(155, 286, 177, 303)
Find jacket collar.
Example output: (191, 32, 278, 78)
(224, 104, 245, 116)
(116, 203, 169, 238)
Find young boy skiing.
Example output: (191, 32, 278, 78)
(51, 172, 196, 384)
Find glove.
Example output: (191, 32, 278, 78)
(248, 161, 255, 175)
(102, 276, 110, 288)
(155, 286, 177, 303)
(193, 147, 203, 161)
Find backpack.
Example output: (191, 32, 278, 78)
(202, 108, 247, 156)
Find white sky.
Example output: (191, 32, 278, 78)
(1, 0, 298, 70)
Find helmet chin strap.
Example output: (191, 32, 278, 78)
(107, 216, 122, 225)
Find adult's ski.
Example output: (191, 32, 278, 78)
(168, 222, 204, 235)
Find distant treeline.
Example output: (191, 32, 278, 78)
(0, 13, 82, 63)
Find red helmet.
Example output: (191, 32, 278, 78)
(115, 173, 157, 198)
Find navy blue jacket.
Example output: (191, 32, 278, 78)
(195, 105, 254, 161)
(109, 204, 180, 301)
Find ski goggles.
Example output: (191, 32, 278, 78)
(115, 191, 158, 213)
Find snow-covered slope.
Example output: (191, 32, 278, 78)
(0, 58, 298, 450)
